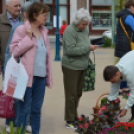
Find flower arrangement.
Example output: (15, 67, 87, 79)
(97, 122, 134, 134)
(75, 97, 121, 134)
(122, 92, 130, 99)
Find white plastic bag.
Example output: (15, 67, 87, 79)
(3, 54, 29, 101)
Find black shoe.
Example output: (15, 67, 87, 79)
(128, 116, 134, 122)
(65, 121, 77, 129)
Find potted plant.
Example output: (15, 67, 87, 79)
(75, 97, 121, 134)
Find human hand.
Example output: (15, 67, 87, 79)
(120, 108, 127, 117)
(26, 28, 33, 39)
(47, 83, 52, 89)
(90, 44, 100, 51)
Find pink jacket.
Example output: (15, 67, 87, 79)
(10, 20, 53, 88)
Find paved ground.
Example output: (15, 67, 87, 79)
(0, 46, 131, 134)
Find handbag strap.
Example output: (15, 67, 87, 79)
(89, 51, 95, 65)
(93, 51, 95, 64)
(120, 17, 131, 40)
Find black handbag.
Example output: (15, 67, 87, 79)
(83, 51, 95, 91)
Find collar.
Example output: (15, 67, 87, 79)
(72, 23, 82, 32)
(7, 10, 20, 20)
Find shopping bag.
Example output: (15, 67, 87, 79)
(0, 90, 15, 118)
(83, 58, 95, 91)
(3, 54, 29, 101)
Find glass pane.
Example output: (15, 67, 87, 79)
(56, 0, 67, 4)
(92, 13, 100, 27)
(93, 13, 99, 19)
(59, 6, 68, 26)
(92, 13, 112, 28)
(43, 0, 53, 4)
(26, 0, 40, 2)
(45, 6, 53, 29)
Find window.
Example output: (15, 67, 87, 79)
(45, 6, 53, 29)
(43, 0, 53, 4)
(59, 6, 68, 25)
(59, 0, 67, 4)
(92, 11, 112, 30)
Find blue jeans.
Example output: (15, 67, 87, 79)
(17, 76, 46, 134)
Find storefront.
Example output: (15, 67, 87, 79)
(89, 0, 112, 35)
(26, 0, 70, 35)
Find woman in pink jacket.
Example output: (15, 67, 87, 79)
(10, 2, 52, 134)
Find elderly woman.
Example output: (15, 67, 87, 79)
(62, 8, 98, 129)
(10, 2, 52, 134)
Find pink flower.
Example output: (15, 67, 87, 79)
(78, 117, 82, 120)
(105, 116, 107, 119)
(79, 125, 83, 129)
(127, 93, 130, 96)
(98, 110, 102, 115)
(117, 97, 120, 101)
(90, 120, 93, 124)
(124, 93, 126, 95)
(101, 106, 107, 111)
(84, 123, 89, 128)
(115, 100, 118, 103)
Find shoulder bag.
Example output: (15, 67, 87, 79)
(83, 51, 95, 91)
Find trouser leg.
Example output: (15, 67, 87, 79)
(62, 66, 85, 121)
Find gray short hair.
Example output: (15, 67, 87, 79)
(6, 0, 11, 5)
(73, 8, 92, 25)
(21, 1, 32, 13)
(6, 0, 20, 5)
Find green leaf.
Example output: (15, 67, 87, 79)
(10, 121, 14, 134)
(1, 127, 6, 134)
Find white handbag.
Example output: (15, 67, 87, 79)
(3, 54, 29, 101)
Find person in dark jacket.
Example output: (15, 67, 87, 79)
(114, 0, 134, 122)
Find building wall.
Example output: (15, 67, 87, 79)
(2, 0, 6, 12)
(70, 0, 77, 23)
(77, 0, 87, 9)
